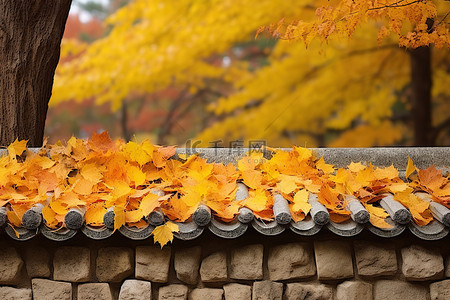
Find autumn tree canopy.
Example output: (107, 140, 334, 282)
(51, 0, 450, 147)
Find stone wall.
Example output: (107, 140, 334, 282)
(0, 232, 449, 300)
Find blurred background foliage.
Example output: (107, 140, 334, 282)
(45, 0, 450, 147)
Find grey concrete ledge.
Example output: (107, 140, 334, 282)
(3, 147, 448, 169)
(176, 147, 450, 169)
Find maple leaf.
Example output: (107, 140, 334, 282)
(277, 175, 299, 194)
(244, 189, 270, 212)
(152, 221, 179, 248)
(85, 202, 107, 226)
(419, 165, 445, 191)
(291, 189, 312, 214)
(364, 203, 392, 229)
(7, 139, 28, 159)
(241, 169, 263, 190)
(113, 206, 126, 231)
(140, 192, 162, 216)
(80, 163, 103, 183)
(125, 209, 144, 223)
(348, 162, 366, 173)
(88, 131, 117, 153)
(42, 205, 59, 228)
(406, 156, 417, 178)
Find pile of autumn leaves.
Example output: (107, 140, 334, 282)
(1, 132, 449, 246)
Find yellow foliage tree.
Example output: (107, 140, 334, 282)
(52, 0, 450, 147)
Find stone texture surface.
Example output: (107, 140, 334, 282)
(159, 284, 188, 300)
(230, 244, 263, 280)
(373, 280, 428, 300)
(314, 240, 353, 280)
(53, 246, 91, 282)
(284, 283, 333, 300)
(0, 247, 23, 285)
(430, 279, 450, 300)
(136, 246, 171, 283)
(401, 245, 443, 281)
(24, 246, 50, 278)
(119, 279, 152, 300)
(189, 288, 223, 300)
(354, 241, 397, 278)
(175, 246, 201, 284)
(268, 243, 316, 280)
(445, 255, 450, 277)
(96, 247, 134, 282)
(336, 281, 372, 300)
(223, 283, 252, 300)
(200, 251, 227, 282)
(0, 286, 32, 300)
(252, 281, 283, 300)
(78, 283, 113, 300)
(32, 278, 72, 300)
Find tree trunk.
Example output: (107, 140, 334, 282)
(0, 0, 72, 147)
(409, 45, 432, 146)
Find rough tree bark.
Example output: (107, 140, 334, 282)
(0, 0, 72, 147)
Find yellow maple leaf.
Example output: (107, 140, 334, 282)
(125, 209, 144, 223)
(291, 189, 312, 214)
(406, 156, 417, 178)
(80, 163, 103, 183)
(364, 203, 392, 229)
(85, 203, 107, 226)
(348, 162, 366, 173)
(127, 165, 146, 186)
(316, 157, 334, 174)
(152, 221, 179, 248)
(293, 146, 312, 162)
(113, 206, 126, 231)
(140, 192, 161, 216)
(244, 189, 269, 212)
(42, 205, 59, 228)
(277, 175, 299, 194)
(241, 169, 263, 190)
(373, 165, 398, 180)
(6, 209, 22, 227)
(7, 139, 28, 159)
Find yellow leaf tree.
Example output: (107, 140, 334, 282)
(52, 0, 450, 146)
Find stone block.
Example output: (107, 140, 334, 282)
(78, 283, 112, 300)
(24, 246, 50, 278)
(336, 281, 372, 300)
(445, 255, 450, 277)
(284, 283, 333, 300)
(0, 247, 23, 285)
(354, 241, 397, 278)
(0, 286, 32, 300)
(252, 281, 283, 300)
(32, 278, 72, 300)
(96, 247, 134, 282)
(268, 243, 315, 280)
(373, 280, 428, 300)
(119, 279, 152, 300)
(200, 251, 227, 282)
(430, 279, 450, 300)
(136, 246, 171, 283)
(230, 244, 263, 280)
(175, 246, 201, 284)
(314, 240, 353, 280)
(224, 283, 252, 300)
(401, 245, 443, 281)
(53, 246, 90, 282)
(159, 284, 188, 300)
(189, 288, 223, 300)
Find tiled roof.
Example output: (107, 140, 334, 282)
(1, 147, 449, 242)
